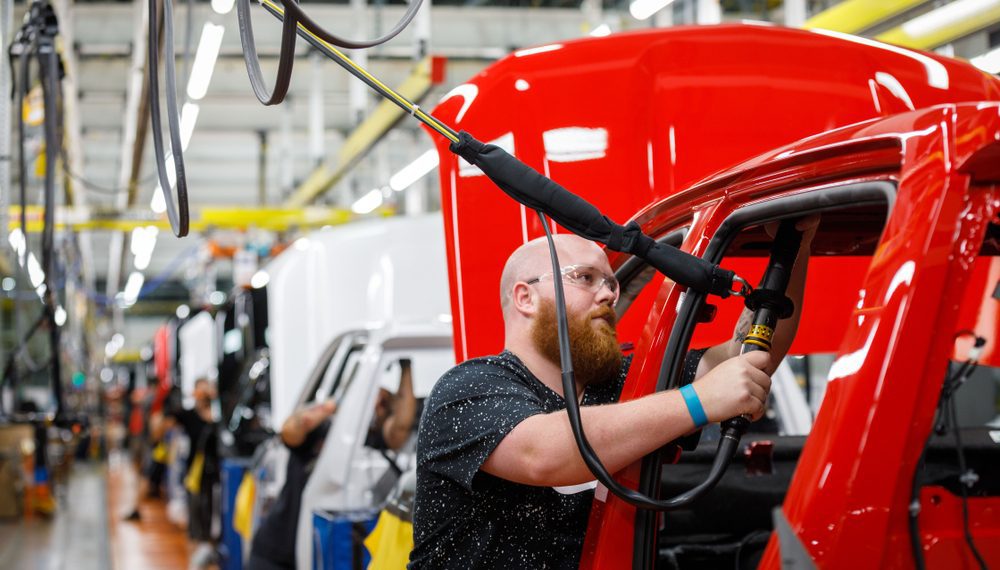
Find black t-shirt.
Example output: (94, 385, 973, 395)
(249, 421, 331, 569)
(165, 402, 211, 473)
(408, 350, 630, 570)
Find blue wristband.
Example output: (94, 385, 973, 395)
(680, 384, 709, 428)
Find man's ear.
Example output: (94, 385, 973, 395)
(510, 282, 537, 317)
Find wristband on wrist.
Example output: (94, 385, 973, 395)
(679, 384, 709, 428)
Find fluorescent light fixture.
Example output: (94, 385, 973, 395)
(629, 0, 675, 21)
(590, 24, 612, 37)
(180, 103, 200, 151)
(351, 189, 384, 214)
(105, 333, 125, 358)
(211, 0, 235, 15)
(514, 44, 563, 58)
(131, 226, 159, 271)
(27, 253, 45, 288)
(8, 228, 25, 265)
(972, 45, 1000, 73)
(901, 0, 999, 39)
(123, 271, 145, 306)
(389, 150, 439, 192)
(151, 186, 167, 214)
(186, 23, 225, 100)
(250, 270, 270, 289)
(54, 306, 67, 326)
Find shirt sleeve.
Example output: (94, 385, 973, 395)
(417, 364, 546, 491)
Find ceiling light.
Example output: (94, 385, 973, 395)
(351, 189, 384, 214)
(54, 306, 67, 326)
(131, 226, 159, 271)
(180, 103, 200, 151)
(629, 0, 675, 21)
(176, 304, 191, 319)
(211, 0, 235, 15)
(1, 277, 14, 291)
(972, 45, 1000, 73)
(123, 271, 145, 306)
(151, 186, 167, 214)
(389, 150, 439, 192)
(209, 290, 226, 305)
(26, 253, 45, 288)
(250, 270, 270, 289)
(187, 23, 225, 100)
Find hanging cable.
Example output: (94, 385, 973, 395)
(4, 0, 65, 419)
(147, 0, 190, 236)
(256, 0, 457, 141)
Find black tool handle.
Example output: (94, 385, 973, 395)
(720, 220, 803, 447)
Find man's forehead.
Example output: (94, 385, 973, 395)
(521, 235, 609, 270)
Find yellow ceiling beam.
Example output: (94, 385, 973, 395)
(804, 0, 927, 34)
(876, 3, 1000, 50)
(8, 205, 355, 233)
(284, 55, 446, 208)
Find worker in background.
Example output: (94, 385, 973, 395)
(409, 218, 817, 569)
(249, 358, 420, 569)
(158, 378, 219, 570)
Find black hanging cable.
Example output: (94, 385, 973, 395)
(948, 392, 988, 569)
(147, 0, 190, 237)
(37, 7, 62, 417)
(3, 1, 65, 419)
(270, 0, 424, 50)
(236, 0, 299, 105)
(12, 38, 32, 258)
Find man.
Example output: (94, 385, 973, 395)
(409, 220, 816, 569)
(158, 378, 219, 569)
(247, 399, 337, 570)
(249, 358, 418, 569)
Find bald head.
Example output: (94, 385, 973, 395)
(499, 234, 609, 314)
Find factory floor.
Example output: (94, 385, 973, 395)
(0, 453, 192, 570)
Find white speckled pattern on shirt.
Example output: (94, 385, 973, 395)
(407, 350, 631, 570)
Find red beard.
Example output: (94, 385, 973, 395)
(531, 298, 623, 388)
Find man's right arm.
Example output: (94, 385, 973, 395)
(481, 350, 771, 488)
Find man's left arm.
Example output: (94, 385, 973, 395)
(699, 215, 820, 377)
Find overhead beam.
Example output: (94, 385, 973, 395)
(283, 55, 446, 208)
(876, 2, 1000, 50)
(804, 0, 927, 34)
(9, 205, 357, 233)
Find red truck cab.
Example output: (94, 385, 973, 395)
(431, 24, 1000, 568)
